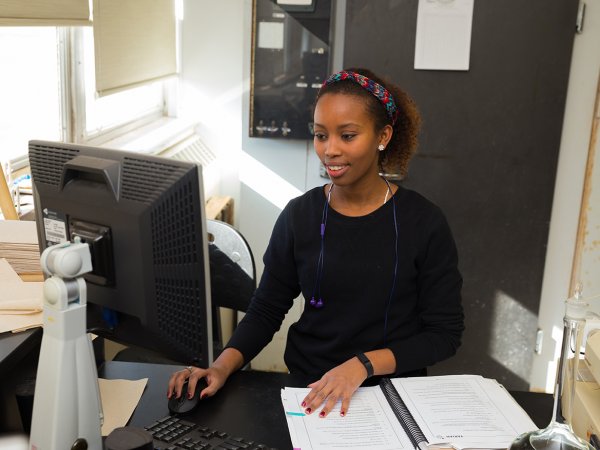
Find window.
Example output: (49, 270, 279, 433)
(0, 27, 62, 166)
(76, 26, 168, 143)
(0, 23, 177, 169)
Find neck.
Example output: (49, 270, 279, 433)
(328, 177, 393, 216)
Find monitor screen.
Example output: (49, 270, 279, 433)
(28, 140, 213, 367)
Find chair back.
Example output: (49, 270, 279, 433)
(207, 219, 256, 313)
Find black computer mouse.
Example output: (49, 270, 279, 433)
(168, 378, 207, 415)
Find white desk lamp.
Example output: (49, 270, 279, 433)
(29, 239, 103, 450)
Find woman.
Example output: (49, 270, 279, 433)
(168, 68, 464, 418)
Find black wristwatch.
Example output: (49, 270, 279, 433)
(355, 352, 374, 378)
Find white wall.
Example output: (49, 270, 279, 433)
(179, 0, 245, 206)
(530, 1, 600, 391)
(180, 1, 600, 383)
(180, 0, 325, 371)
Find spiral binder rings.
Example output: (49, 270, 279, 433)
(380, 378, 428, 450)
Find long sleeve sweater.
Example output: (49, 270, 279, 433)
(227, 184, 464, 380)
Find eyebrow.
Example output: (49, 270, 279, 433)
(313, 122, 361, 130)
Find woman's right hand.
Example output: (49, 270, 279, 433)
(167, 365, 229, 400)
(166, 347, 245, 400)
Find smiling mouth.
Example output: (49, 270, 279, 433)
(325, 164, 349, 178)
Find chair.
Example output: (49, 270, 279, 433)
(109, 219, 256, 364)
(207, 219, 256, 355)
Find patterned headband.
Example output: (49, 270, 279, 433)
(322, 70, 399, 125)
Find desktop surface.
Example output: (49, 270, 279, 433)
(0, 328, 41, 378)
(100, 361, 554, 450)
(100, 361, 304, 448)
(0, 328, 42, 433)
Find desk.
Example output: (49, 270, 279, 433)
(0, 328, 41, 432)
(0, 328, 41, 378)
(100, 361, 554, 449)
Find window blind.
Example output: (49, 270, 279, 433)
(92, 0, 177, 97)
(0, 0, 90, 26)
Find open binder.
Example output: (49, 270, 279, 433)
(281, 374, 537, 450)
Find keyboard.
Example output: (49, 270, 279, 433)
(145, 415, 278, 450)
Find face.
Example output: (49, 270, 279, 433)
(313, 93, 392, 188)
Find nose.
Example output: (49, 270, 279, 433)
(323, 137, 341, 158)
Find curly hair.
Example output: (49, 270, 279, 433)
(315, 68, 421, 179)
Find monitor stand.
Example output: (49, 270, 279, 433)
(29, 241, 103, 450)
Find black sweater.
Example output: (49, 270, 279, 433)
(227, 185, 464, 380)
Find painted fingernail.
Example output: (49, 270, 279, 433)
(319, 411, 325, 418)
(340, 410, 345, 417)
(201, 393, 207, 399)
(306, 408, 312, 414)
(188, 392, 192, 399)
(301, 401, 306, 407)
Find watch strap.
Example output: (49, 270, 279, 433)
(355, 352, 374, 378)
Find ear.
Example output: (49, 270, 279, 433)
(379, 124, 393, 148)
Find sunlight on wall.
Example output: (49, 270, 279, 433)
(179, 80, 248, 154)
(240, 151, 303, 211)
(214, 82, 248, 108)
(489, 290, 537, 383)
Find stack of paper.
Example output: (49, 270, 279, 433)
(281, 374, 538, 450)
(0, 258, 43, 333)
(0, 220, 42, 276)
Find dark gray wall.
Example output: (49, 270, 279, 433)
(344, 0, 579, 390)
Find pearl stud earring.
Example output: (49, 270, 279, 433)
(378, 144, 385, 151)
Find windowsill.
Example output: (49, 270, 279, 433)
(92, 116, 198, 155)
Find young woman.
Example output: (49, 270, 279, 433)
(168, 68, 464, 418)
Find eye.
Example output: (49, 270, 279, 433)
(341, 133, 356, 141)
(314, 133, 327, 141)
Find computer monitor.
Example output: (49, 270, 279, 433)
(28, 140, 213, 367)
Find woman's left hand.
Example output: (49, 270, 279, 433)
(301, 356, 367, 418)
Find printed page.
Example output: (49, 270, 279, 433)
(281, 386, 414, 450)
(414, 0, 474, 71)
(391, 375, 537, 449)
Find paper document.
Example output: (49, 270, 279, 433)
(0, 259, 44, 333)
(0, 258, 22, 282)
(281, 375, 537, 450)
(281, 387, 414, 450)
(0, 282, 43, 313)
(0, 311, 43, 333)
(391, 375, 536, 449)
(258, 21, 284, 49)
(414, 0, 474, 71)
(98, 377, 148, 436)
